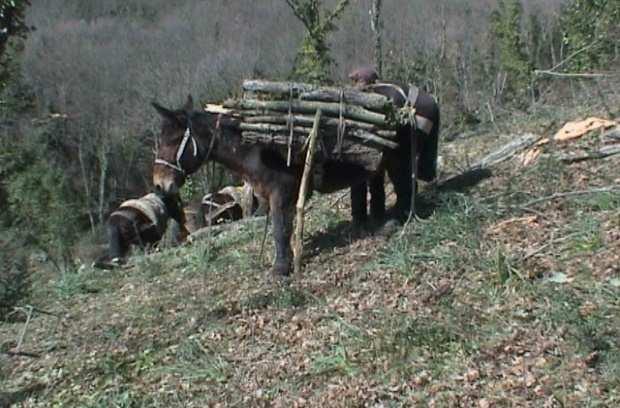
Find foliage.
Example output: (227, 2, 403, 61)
(0, 232, 29, 320)
(286, 0, 351, 83)
(1, 120, 83, 260)
(560, 0, 620, 71)
(0, 0, 30, 91)
(489, 0, 532, 104)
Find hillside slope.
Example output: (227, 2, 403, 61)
(1, 107, 619, 407)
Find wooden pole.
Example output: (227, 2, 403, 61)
(293, 110, 322, 276)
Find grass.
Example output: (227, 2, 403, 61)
(1, 100, 619, 406)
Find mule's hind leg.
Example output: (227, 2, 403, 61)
(369, 172, 386, 223)
(350, 182, 368, 226)
(269, 188, 295, 278)
(385, 144, 416, 220)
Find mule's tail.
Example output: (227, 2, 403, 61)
(418, 110, 440, 182)
(92, 224, 125, 270)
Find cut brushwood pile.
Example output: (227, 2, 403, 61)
(206, 80, 410, 172)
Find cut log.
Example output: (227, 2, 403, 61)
(243, 80, 319, 94)
(242, 80, 391, 111)
(241, 131, 307, 146)
(224, 98, 388, 127)
(243, 114, 392, 134)
(240, 121, 396, 141)
(299, 89, 390, 111)
(241, 127, 397, 150)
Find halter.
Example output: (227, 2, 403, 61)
(154, 116, 199, 175)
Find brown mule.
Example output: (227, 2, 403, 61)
(151, 95, 417, 278)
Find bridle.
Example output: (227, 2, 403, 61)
(154, 115, 200, 175)
(154, 114, 219, 175)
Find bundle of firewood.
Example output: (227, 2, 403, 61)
(209, 80, 404, 170)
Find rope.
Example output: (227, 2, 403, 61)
(287, 85, 294, 167)
(335, 88, 346, 156)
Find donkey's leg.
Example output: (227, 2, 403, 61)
(269, 189, 295, 277)
(350, 182, 368, 226)
(369, 171, 386, 222)
(108, 220, 129, 262)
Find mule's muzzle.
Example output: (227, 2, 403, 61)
(153, 167, 181, 195)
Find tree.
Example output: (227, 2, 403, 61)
(286, 0, 351, 83)
(370, 0, 383, 76)
(0, 0, 30, 90)
(560, 0, 620, 71)
(489, 0, 532, 103)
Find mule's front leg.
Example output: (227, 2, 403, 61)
(270, 190, 295, 278)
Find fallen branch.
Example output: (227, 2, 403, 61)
(534, 70, 616, 79)
(558, 145, 620, 163)
(522, 186, 620, 207)
(521, 233, 579, 261)
(3, 349, 41, 358)
(437, 133, 541, 188)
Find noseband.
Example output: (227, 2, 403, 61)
(154, 116, 199, 175)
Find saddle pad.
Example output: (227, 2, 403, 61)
(119, 193, 166, 227)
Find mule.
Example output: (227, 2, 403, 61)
(198, 183, 268, 227)
(349, 66, 440, 221)
(152, 95, 432, 277)
(93, 192, 188, 269)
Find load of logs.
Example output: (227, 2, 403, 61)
(206, 80, 407, 171)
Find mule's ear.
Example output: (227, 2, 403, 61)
(152, 102, 176, 121)
(183, 94, 194, 112)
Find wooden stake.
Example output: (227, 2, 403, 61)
(293, 110, 322, 276)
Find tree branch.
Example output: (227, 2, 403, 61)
(323, 0, 351, 27)
(534, 70, 616, 79)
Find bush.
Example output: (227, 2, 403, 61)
(0, 233, 29, 321)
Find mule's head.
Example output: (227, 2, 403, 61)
(152, 95, 202, 195)
(349, 66, 379, 87)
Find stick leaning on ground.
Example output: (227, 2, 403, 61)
(293, 110, 322, 276)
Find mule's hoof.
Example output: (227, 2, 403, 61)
(92, 257, 123, 270)
(376, 218, 402, 238)
(270, 263, 292, 284)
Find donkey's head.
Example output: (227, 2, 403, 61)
(152, 95, 203, 195)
